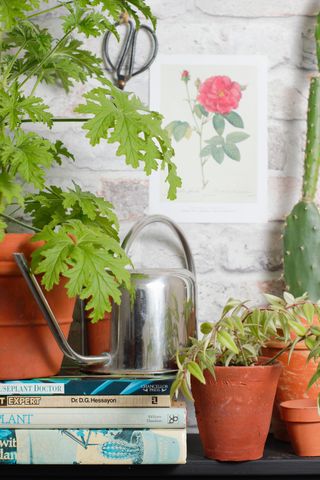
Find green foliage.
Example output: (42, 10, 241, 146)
(212, 114, 225, 136)
(166, 120, 192, 142)
(0, 0, 178, 321)
(1, 130, 56, 188)
(31, 220, 131, 323)
(171, 293, 320, 400)
(76, 81, 181, 199)
(0, 0, 43, 30)
(26, 184, 119, 239)
(224, 111, 244, 128)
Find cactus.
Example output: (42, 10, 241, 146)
(283, 73, 320, 299)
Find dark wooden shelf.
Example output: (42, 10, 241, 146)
(1, 434, 320, 478)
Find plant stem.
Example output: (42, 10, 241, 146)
(19, 29, 75, 88)
(2, 42, 27, 83)
(185, 82, 200, 133)
(262, 335, 309, 365)
(199, 118, 207, 189)
(29, 74, 43, 97)
(0, 213, 40, 232)
(26, 1, 73, 19)
(184, 82, 208, 188)
(21, 117, 89, 123)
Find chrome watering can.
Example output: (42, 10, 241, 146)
(14, 215, 197, 374)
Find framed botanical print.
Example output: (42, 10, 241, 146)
(149, 55, 268, 223)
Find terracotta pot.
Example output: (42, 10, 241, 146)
(0, 233, 75, 379)
(192, 359, 282, 461)
(280, 399, 320, 456)
(86, 313, 112, 355)
(262, 340, 320, 441)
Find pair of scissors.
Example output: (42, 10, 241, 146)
(102, 19, 158, 90)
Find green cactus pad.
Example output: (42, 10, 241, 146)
(284, 201, 320, 300)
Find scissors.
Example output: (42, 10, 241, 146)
(102, 19, 158, 90)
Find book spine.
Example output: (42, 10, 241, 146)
(0, 428, 186, 464)
(0, 378, 174, 396)
(0, 395, 170, 408)
(0, 407, 186, 429)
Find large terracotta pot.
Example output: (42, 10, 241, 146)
(0, 233, 75, 379)
(263, 340, 320, 441)
(192, 359, 282, 461)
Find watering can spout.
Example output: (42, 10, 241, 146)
(13, 253, 111, 367)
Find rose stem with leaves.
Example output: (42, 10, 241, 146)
(184, 80, 208, 188)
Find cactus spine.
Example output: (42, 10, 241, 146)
(283, 73, 320, 299)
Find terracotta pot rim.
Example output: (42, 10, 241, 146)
(212, 357, 281, 371)
(265, 340, 308, 351)
(0, 232, 34, 240)
(280, 399, 320, 423)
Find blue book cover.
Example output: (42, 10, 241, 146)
(0, 376, 175, 396)
(0, 428, 186, 464)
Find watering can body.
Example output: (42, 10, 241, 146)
(15, 215, 197, 374)
(108, 268, 196, 373)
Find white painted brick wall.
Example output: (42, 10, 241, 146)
(32, 1, 318, 430)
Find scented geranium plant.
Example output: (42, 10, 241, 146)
(166, 71, 249, 188)
(0, 0, 181, 322)
(171, 292, 320, 403)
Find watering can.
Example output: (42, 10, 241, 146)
(14, 215, 197, 374)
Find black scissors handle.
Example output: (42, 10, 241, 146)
(102, 20, 158, 89)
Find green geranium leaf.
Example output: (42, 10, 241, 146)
(26, 184, 119, 241)
(0, 0, 40, 30)
(51, 140, 75, 166)
(1, 130, 55, 188)
(0, 83, 52, 129)
(76, 80, 180, 199)
(224, 111, 244, 128)
(32, 220, 131, 323)
(62, 4, 118, 38)
(0, 172, 24, 207)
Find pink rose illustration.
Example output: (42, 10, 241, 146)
(197, 75, 242, 115)
(166, 70, 249, 189)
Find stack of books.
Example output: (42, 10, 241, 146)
(0, 374, 187, 465)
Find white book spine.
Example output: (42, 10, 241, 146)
(0, 407, 186, 429)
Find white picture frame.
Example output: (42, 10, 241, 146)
(149, 55, 268, 223)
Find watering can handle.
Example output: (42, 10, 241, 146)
(122, 215, 196, 276)
(13, 253, 111, 367)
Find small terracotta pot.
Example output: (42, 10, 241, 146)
(0, 233, 75, 379)
(86, 313, 112, 355)
(280, 399, 320, 456)
(262, 341, 320, 441)
(192, 359, 282, 461)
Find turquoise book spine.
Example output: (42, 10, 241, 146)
(0, 428, 186, 464)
